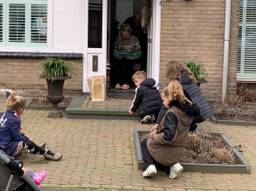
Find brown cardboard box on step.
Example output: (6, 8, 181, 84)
(87, 75, 106, 101)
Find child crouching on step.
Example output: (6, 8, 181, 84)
(128, 71, 162, 124)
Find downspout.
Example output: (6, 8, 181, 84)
(222, 0, 232, 102)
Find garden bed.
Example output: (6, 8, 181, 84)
(209, 100, 256, 126)
(27, 97, 72, 110)
(209, 87, 256, 125)
(134, 129, 250, 174)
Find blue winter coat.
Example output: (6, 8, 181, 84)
(156, 73, 212, 125)
(0, 110, 29, 156)
(181, 72, 213, 120)
(130, 78, 162, 116)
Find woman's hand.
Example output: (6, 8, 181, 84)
(148, 131, 157, 139)
(150, 124, 159, 132)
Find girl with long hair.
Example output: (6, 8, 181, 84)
(141, 80, 199, 178)
(0, 91, 62, 161)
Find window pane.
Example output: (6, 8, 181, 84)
(244, 27, 256, 73)
(237, 26, 242, 72)
(31, 4, 47, 43)
(246, 0, 256, 23)
(88, 0, 102, 48)
(239, 0, 243, 22)
(9, 4, 25, 42)
(238, 0, 256, 76)
(0, 4, 2, 42)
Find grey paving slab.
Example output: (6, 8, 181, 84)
(0, 97, 256, 191)
(65, 96, 139, 119)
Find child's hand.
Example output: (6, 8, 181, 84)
(128, 110, 133, 115)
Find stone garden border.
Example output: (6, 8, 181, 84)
(215, 119, 256, 126)
(134, 129, 251, 174)
(210, 115, 256, 126)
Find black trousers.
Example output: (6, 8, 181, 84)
(24, 140, 45, 155)
(112, 58, 141, 87)
(141, 139, 169, 173)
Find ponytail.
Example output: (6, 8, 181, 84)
(6, 91, 27, 113)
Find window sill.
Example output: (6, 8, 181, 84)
(0, 51, 83, 59)
(237, 78, 256, 83)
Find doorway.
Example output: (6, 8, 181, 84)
(107, 0, 150, 92)
(83, 0, 160, 94)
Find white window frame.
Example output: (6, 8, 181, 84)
(237, 0, 256, 81)
(0, 0, 48, 49)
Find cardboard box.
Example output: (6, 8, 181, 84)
(87, 75, 106, 101)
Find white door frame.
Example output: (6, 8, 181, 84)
(82, 0, 108, 92)
(150, 0, 161, 84)
(82, 0, 161, 92)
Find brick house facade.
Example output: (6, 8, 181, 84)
(159, 0, 239, 100)
(0, 57, 83, 96)
(0, 0, 254, 101)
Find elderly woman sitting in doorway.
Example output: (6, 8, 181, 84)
(113, 23, 142, 90)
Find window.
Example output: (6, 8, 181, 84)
(0, 0, 47, 48)
(238, 0, 256, 79)
(9, 4, 26, 43)
(88, 0, 102, 48)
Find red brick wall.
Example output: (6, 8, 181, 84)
(160, 0, 239, 100)
(0, 58, 83, 96)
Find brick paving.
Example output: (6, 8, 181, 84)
(0, 97, 256, 191)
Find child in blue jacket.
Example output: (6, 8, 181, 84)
(0, 92, 62, 160)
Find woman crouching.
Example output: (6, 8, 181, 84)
(141, 80, 199, 178)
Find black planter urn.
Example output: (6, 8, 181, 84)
(47, 79, 65, 106)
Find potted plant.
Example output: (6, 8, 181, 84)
(41, 58, 72, 107)
(185, 60, 207, 86)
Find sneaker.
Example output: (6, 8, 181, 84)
(142, 164, 157, 178)
(141, 115, 152, 124)
(169, 163, 183, 179)
(43, 150, 62, 161)
(33, 170, 47, 185)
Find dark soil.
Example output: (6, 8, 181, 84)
(140, 131, 240, 165)
(209, 86, 256, 122)
(30, 97, 72, 108)
(182, 132, 239, 164)
(209, 99, 256, 122)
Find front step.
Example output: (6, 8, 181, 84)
(65, 96, 139, 120)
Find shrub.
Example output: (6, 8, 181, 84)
(42, 58, 72, 81)
(185, 60, 207, 82)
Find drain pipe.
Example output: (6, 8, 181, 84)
(222, 0, 232, 103)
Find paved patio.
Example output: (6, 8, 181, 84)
(0, 97, 256, 191)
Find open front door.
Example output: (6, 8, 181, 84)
(147, 0, 161, 84)
(83, 0, 108, 92)
(83, 0, 160, 93)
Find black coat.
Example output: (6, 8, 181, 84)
(130, 78, 162, 116)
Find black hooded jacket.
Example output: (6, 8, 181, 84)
(130, 78, 162, 116)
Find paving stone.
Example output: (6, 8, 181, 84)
(0, 97, 256, 190)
